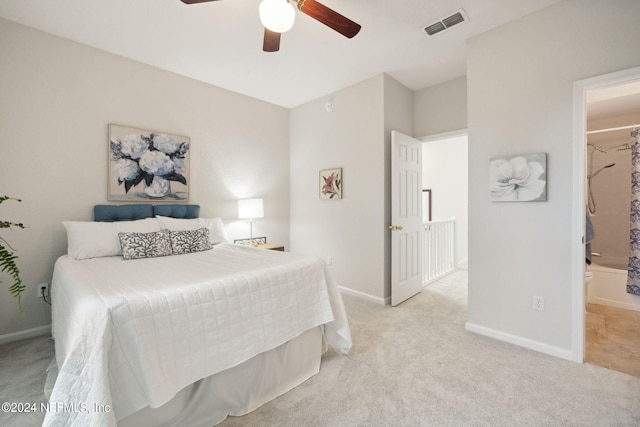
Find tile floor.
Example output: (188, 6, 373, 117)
(585, 302, 640, 377)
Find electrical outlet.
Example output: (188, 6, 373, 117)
(325, 256, 332, 266)
(37, 283, 49, 298)
(533, 296, 544, 311)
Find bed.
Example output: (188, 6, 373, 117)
(44, 204, 351, 426)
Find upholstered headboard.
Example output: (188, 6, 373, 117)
(153, 204, 200, 219)
(94, 204, 200, 222)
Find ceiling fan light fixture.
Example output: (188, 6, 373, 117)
(259, 0, 296, 33)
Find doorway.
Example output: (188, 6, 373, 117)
(583, 79, 640, 377)
(420, 130, 469, 274)
(572, 66, 640, 366)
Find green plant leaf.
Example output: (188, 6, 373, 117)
(0, 196, 24, 315)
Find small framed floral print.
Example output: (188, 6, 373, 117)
(320, 168, 342, 200)
(489, 152, 546, 202)
(108, 124, 190, 202)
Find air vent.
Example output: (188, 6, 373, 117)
(423, 9, 468, 36)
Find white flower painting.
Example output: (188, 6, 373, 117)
(490, 153, 547, 202)
(108, 124, 190, 201)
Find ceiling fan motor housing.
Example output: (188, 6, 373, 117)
(180, 0, 361, 53)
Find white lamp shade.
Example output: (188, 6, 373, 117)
(259, 0, 296, 33)
(238, 198, 264, 219)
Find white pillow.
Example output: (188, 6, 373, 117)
(156, 216, 229, 245)
(63, 218, 161, 260)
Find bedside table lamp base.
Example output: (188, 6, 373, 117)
(248, 218, 255, 247)
(238, 198, 264, 248)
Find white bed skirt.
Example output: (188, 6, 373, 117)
(117, 326, 323, 427)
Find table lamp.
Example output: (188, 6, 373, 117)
(238, 198, 264, 246)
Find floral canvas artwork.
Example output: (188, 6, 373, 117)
(109, 124, 190, 201)
(320, 168, 342, 200)
(490, 153, 547, 202)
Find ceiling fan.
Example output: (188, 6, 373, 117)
(180, 0, 361, 52)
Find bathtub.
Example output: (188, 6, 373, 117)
(587, 262, 640, 312)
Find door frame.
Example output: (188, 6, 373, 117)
(419, 128, 468, 143)
(571, 65, 640, 362)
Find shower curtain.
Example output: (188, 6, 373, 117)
(627, 128, 640, 295)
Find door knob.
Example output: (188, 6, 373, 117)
(388, 225, 404, 231)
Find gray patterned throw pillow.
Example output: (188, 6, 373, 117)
(118, 229, 172, 260)
(170, 228, 212, 255)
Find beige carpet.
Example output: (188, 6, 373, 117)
(2, 271, 640, 426)
(0, 332, 53, 426)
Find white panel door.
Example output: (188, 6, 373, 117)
(391, 131, 423, 306)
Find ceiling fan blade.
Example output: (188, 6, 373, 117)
(180, 0, 223, 4)
(263, 28, 281, 53)
(298, 0, 361, 38)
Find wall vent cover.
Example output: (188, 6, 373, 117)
(424, 9, 468, 36)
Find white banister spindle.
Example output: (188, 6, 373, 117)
(423, 218, 456, 283)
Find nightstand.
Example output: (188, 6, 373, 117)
(256, 243, 284, 251)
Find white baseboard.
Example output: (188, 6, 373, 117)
(588, 295, 640, 312)
(465, 322, 574, 362)
(0, 324, 51, 345)
(338, 286, 388, 305)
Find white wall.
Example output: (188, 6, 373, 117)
(422, 135, 468, 266)
(466, 0, 640, 357)
(290, 75, 385, 301)
(290, 74, 413, 303)
(0, 19, 290, 339)
(414, 77, 467, 137)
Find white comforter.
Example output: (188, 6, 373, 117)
(44, 243, 351, 426)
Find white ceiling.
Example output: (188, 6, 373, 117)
(0, 0, 563, 108)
